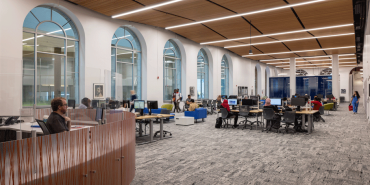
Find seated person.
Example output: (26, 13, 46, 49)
(78, 97, 91, 109)
(221, 99, 238, 127)
(216, 95, 222, 108)
(188, 99, 199, 111)
(264, 98, 281, 129)
(46, 97, 71, 134)
(186, 95, 192, 105)
(311, 97, 322, 119)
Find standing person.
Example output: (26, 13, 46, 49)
(45, 97, 71, 134)
(221, 99, 238, 128)
(175, 89, 182, 113)
(172, 89, 177, 112)
(130, 90, 137, 113)
(351, 91, 360, 114)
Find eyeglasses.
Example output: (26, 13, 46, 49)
(62, 104, 68, 107)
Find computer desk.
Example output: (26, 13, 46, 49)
(217, 109, 264, 128)
(295, 110, 318, 134)
(135, 114, 173, 144)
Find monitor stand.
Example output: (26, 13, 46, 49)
(149, 108, 152, 115)
(140, 109, 144, 116)
(296, 106, 301, 111)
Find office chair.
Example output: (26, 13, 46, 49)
(238, 105, 254, 130)
(212, 100, 218, 114)
(35, 119, 51, 135)
(154, 109, 172, 138)
(206, 100, 213, 115)
(281, 111, 296, 134)
(314, 106, 325, 123)
(183, 103, 190, 112)
(220, 108, 235, 128)
(263, 108, 277, 133)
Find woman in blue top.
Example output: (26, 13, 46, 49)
(351, 91, 360, 114)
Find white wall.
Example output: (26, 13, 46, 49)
(0, 0, 283, 115)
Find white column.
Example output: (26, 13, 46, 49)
(332, 54, 340, 103)
(290, 57, 296, 96)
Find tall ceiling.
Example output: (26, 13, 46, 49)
(68, 0, 357, 68)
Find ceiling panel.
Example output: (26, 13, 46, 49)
(210, 0, 288, 14)
(169, 24, 226, 43)
(319, 35, 356, 48)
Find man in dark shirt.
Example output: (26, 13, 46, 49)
(46, 97, 71, 134)
(264, 98, 281, 129)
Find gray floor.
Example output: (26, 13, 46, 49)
(132, 105, 370, 185)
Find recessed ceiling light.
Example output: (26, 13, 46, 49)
(225, 33, 354, 48)
(200, 23, 352, 45)
(112, 0, 182, 18)
(166, 0, 325, 29)
(243, 46, 355, 57)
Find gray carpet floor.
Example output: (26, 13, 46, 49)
(131, 105, 370, 185)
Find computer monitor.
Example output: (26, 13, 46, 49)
(147, 101, 158, 115)
(291, 98, 306, 106)
(317, 94, 323, 99)
(228, 99, 237, 106)
(327, 94, 334, 100)
(68, 99, 75, 109)
(95, 108, 103, 122)
(242, 99, 257, 106)
(270, 98, 282, 106)
(134, 100, 145, 109)
(229, 95, 237, 99)
(92, 100, 99, 108)
(122, 100, 130, 108)
(221, 95, 228, 99)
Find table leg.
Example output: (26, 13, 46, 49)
(139, 121, 143, 137)
(308, 114, 312, 134)
(301, 114, 305, 130)
(150, 119, 153, 142)
(160, 118, 164, 140)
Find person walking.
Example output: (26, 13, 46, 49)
(130, 90, 137, 113)
(351, 91, 360, 114)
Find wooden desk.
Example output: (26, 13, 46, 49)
(296, 110, 318, 134)
(217, 109, 264, 129)
(135, 114, 173, 144)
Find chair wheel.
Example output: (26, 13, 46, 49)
(170, 134, 172, 136)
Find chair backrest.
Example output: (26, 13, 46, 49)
(160, 109, 171, 114)
(319, 106, 325, 115)
(36, 119, 51, 135)
(239, 105, 250, 116)
(263, 108, 275, 120)
(202, 100, 208, 107)
(284, 111, 296, 123)
(220, 108, 229, 119)
(208, 100, 212, 107)
(161, 104, 173, 111)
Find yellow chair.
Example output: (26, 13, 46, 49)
(323, 103, 334, 115)
(161, 104, 174, 111)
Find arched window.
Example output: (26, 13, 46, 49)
(221, 55, 229, 96)
(22, 6, 79, 106)
(197, 49, 209, 99)
(111, 27, 142, 100)
(296, 69, 308, 76)
(163, 40, 181, 101)
(320, 68, 332, 75)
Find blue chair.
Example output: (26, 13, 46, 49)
(184, 108, 207, 123)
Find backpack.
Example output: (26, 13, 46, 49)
(215, 117, 222, 128)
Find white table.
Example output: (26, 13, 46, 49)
(176, 116, 194, 126)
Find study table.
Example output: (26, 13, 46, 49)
(217, 109, 264, 129)
(135, 114, 173, 144)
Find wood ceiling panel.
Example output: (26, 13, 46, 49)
(169, 24, 226, 43)
(323, 48, 356, 55)
(318, 35, 356, 48)
(210, 0, 288, 14)
(290, 0, 353, 28)
(69, 0, 168, 16)
(212, 37, 281, 48)
(279, 39, 321, 51)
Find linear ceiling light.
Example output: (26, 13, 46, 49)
(243, 46, 355, 57)
(112, 0, 182, 18)
(200, 23, 352, 45)
(166, 0, 325, 29)
(339, 54, 355, 56)
(225, 33, 354, 48)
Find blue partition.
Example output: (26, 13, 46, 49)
(269, 76, 332, 99)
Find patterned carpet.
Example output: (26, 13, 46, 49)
(131, 105, 370, 185)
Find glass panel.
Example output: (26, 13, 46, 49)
(31, 7, 51, 22)
(111, 34, 118, 46)
(269, 77, 290, 98)
(164, 68, 176, 101)
(23, 32, 35, 106)
(117, 39, 133, 50)
(164, 49, 176, 58)
(117, 49, 132, 63)
(164, 57, 175, 68)
(36, 53, 65, 106)
(133, 52, 141, 99)
(111, 48, 116, 98)
(66, 40, 78, 102)
(63, 22, 79, 39)
(23, 12, 40, 32)
(37, 22, 65, 37)
(52, 9, 69, 27)
(37, 35, 65, 54)
(117, 62, 133, 101)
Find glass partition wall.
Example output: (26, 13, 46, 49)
(197, 49, 209, 99)
(22, 6, 79, 107)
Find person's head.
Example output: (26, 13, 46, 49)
(265, 98, 271, 106)
(191, 99, 194, 103)
(188, 95, 191, 98)
(81, 97, 90, 107)
(354, 91, 360, 98)
(174, 89, 176, 93)
(244, 96, 249, 99)
(130, 90, 135, 95)
(177, 89, 179, 93)
(223, 99, 228, 104)
(51, 97, 67, 114)
(314, 97, 320, 101)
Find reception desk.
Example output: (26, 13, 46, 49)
(0, 110, 136, 185)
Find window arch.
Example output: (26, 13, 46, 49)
(111, 27, 142, 100)
(320, 68, 332, 75)
(197, 49, 209, 99)
(296, 69, 308, 76)
(221, 55, 229, 96)
(163, 40, 181, 101)
(22, 6, 79, 106)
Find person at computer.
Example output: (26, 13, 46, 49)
(45, 97, 71, 134)
(221, 99, 238, 128)
(188, 99, 199, 111)
(311, 97, 324, 121)
(130, 90, 137, 113)
(78, 97, 91, 109)
(264, 98, 281, 128)
(351, 91, 360, 114)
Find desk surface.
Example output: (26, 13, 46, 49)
(296, 110, 319, 114)
(0, 122, 92, 134)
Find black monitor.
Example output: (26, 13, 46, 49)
(221, 95, 228, 99)
(299, 96, 309, 102)
(134, 100, 145, 116)
(229, 95, 237, 99)
(147, 101, 158, 115)
(291, 98, 306, 111)
(317, 94, 323, 99)
(68, 99, 75, 109)
(242, 99, 257, 106)
(91, 100, 99, 108)
(122, 100, 130, 108)
(95, 108, 103, 122)
(109, 100, 120, 109)
(270, 98, 282, 106)
(327, 94, 334, 100)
